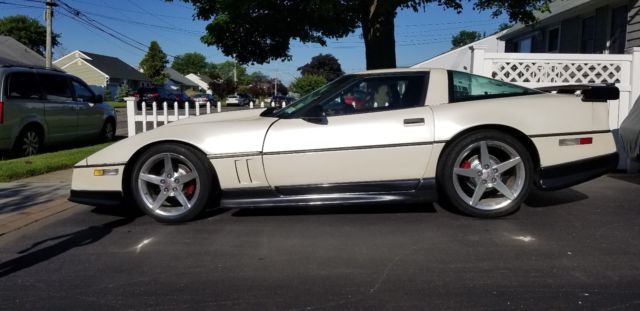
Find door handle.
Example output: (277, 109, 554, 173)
(403, 118, 425, 126)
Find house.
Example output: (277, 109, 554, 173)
(186, 73, 214, 94)
(0, 35, 51, 68)
(54, 50, 151, 95)
(500, 0, 638, 54)
(164, 67, 199, 94)
(412, 31, 506, 72)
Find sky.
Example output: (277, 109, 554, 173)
(1, 0, 509, 84)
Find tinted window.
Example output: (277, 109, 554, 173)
(6, 72, 42, 99)
(449, 71, 539, 102)
(71, 80, 94, 102)
(318, 74, 427, 117)
(40, 74, 73, 101)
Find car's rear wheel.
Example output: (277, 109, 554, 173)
(13, 126, 42, 157)
(131, 144, 215, 223)
(438, 130, 533, 218)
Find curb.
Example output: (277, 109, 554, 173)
(0, 197, 79, 237)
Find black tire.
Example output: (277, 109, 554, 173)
(13, 126, 43, 157)
(100, 119, 116, 142)
(130, 143, 215, 223)
(437, 130, 533, 218)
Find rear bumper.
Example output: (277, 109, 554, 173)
(68, 190, 123, 206)
(536, 152, 619, 191)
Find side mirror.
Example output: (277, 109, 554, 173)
(582, 86, 619, 102)
(92, 94, 104, 104)
(302, 105, 327, 125)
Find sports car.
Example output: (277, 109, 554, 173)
(69, 69, 619, 223)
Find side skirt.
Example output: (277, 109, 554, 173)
(219, 179, 437, 208)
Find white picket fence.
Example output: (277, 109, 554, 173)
(124, 97, 284, 137)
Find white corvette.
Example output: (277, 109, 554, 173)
(69, 69, 619, 222)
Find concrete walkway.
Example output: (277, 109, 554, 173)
(0, 169, 72, 220)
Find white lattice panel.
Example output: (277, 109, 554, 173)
(491, 62, 624, 84)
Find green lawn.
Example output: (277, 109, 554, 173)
(0, 143, 113, 182)
(106, 101, 127, 108)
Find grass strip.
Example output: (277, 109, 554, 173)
(0, 143, 112, 182)
(106, 101, 127, 108)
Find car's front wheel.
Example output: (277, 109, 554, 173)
(131, 144, 215, 223)
(438, 130, 533, 218)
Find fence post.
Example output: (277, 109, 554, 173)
(470, 45, 487, 76)
(125, 96, 136, 137)
(250, 101, 254, 109)
(217, 101, 222, 112)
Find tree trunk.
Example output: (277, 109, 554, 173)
(360, 0, 397, 70)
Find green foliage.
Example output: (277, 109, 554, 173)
(290, 75, 327, 97)
(0, 15, 60, 56)
(298, 54, 344, 82)
(103, 88, 113, 101)
(0, 143, 112, 182)
(140, 41, 169, 85)
(451, 30, 483, 48)
(209, 79, 237, 100)
(498, 23, 513, 32)
(172, 0, 550, 69)
(171, 52, 208, 75)
(116, 84, 131, 101)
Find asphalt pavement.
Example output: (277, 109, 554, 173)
(1, 174, 639, 310)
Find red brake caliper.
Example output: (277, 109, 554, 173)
(461, 160, 472, 169)
(183, 181, 196, 198)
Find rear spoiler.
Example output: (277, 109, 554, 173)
(536, 84, 620, 102)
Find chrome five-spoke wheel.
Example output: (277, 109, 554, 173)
(439, 131, 533, 217)
(132, 144, 214, 223)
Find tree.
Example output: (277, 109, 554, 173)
(116, 84, 131, 101)
(173, 0, 549, 69)
(298, 54, 344, 82)
(171, 52, 208, 75)
(103, 88, 113, 101)
(290, 74, 327, 97)
(209, 78, 237, 100)
(214, 61, 250, 85)
(0, 15, 60, 57)
(451, 30, 483, 48)
(498, 23, 513, 32)
(139, 41, 169, 85)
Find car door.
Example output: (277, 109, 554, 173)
(39, 73, 77, 143)
(262, 73, 434, 192)
(72, 79, 103, 137)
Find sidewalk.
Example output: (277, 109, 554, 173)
(0, 168, 79, 237)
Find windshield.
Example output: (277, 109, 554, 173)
(274, 75, 358, 118)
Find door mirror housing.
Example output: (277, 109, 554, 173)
(302, 105, 328, 125)
(91, 94, 104, 104)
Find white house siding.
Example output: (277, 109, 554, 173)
(628, 0, 640, 48)
(62, 60, 107, 88)
(411, 32, 505, 71)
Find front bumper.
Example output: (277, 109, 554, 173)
(68, 190, 123, 206)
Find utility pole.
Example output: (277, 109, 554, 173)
(233, 61, 237, 95)
(274, 70, 278, 96)
(45, 0, 54, 68)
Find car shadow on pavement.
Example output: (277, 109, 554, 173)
(0, 214, 138, 279)
(525, 188, 589, 208)
(231, 203, 437, 217)
(608, 173, 640, 186)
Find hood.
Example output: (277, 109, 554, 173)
(84, 109, 278, 166)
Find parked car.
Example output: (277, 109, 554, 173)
(0, 65, 117, 157)
(168, 93, 195, 108)
(192, 93, 217, 106)
(133, 87, 171, 110)
(238, 93, 253, 106)
(69, 68, 618, 223)
(225, 94, 240, 106)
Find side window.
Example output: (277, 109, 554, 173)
(6, 72, 42, 99)
(449, 71, 537, 102)
(40, 74, 73, 101)
(71, 80, 94, 103)
(320, 74, 427, 117)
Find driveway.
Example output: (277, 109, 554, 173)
(1, 174, 639, 309)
